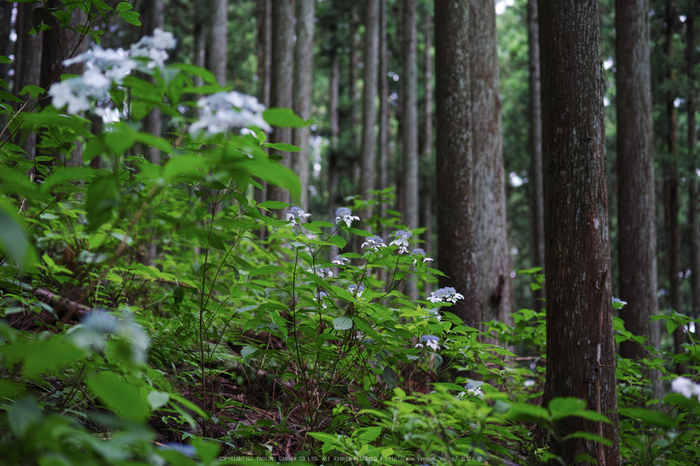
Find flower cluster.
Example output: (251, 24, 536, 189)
(286, 206, 311, 226)
(672, 376, 700, 401)
(50, 29, 176, 114)
(312, 267, 333, 279)
(361, 235, 386, 251)
(415, 334, 440, 351)
(335, 207, 360, 228)
(347, 284, 365, 297)
(332, 256, 350, 266)
(411, 247, 433, 265)
(390, 230, 412, 254)
(189, 91, 271, 137)
(428, 287, 465, 304)
(458, 382, 483, 398)
(423, 308, 442, 322)
(70, 311, 149, 365)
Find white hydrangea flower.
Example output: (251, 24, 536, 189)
(347, 284, 365, 297)
(428, 287, 465, 304)
(458, 383, 483, 398)
(671, 376, 700, 401)
(332, 256, 350, 266)
(411, 248, 434, 265)
(423, 307, 442, 322)
(390, 230, 412, 254)
(286, 206, 311, 227)
(130, 28, 177, 68)
(361, 236, 387, 251)
(335, 207, 360, 228)
(49, 69, 112, 114)
(189, 91, 271, 137)
(64, 46, 137, 84)
(415, 334, 440, 351)
(311, 267, 333, 278)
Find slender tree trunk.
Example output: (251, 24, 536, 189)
(403, 0, 419, 299)
(378, 0, 389, 216)
(471, 0, 512, 327)
(539, 0, 619, 462)
(254, 0, 271, 209)
(422, 10, 433, 288)
(528, 0, 545, 311)
(210, 0, 228, 86)
(14, 3, 43, 165)
(403, 0, 419, 230)
(616, 0, 660, 396)
(267, 0, 295, 205)
(396, 0, 405, 216)
(434, 0, 477, 326)
(292, 0, 315, 211)
(142, 0, 164, 166)
(688, 12, 700, 326)
(360, 0, 379, 202)
(663, 0, 685, 375)
(0, 2, 12, 100)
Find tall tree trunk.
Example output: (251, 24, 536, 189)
(254, 0, 271, 210)
(267, 0, 295, 206)
(688, 11, 700, 326)
(403, 0, 419, 299)
(210, 0, 228, 86)
(292, 0, 315, 211)
(360, 0, 379, 203)
(616, 0, 660, 396)
(14, 3, 43, 165)
(403, 0, 419, 230)
(663, 0, 685, 375)
(421, 10, 433, 286)
(378, 0, 389, 219)
(539, 0, 619, 463)
(471, 0, 512, 327)
(434, 0, 478, 326)
(0, 2, 12, 99)
(395, 0, 405, 216)
(528, 0, 545, 311)
(142, 0, 164, 166)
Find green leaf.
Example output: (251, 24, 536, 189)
(192, 438, 219, 464)
(0, 90, 23, 103)
(258, 200, 292, 210)
(355, 426, 382, 443)
(666, 320, 679, 336)
(505, 402, 550, 423)
(548, 397, 587, 421)
(19, 85, 44, 99)
(262, 142, 303, 152)
(119, 10, 141, 26)
(40, 166, 94, 194)
(241, 346, 257, 359)
(564, 432, 612, 446)
(87, 371, 150, 422)
(333, 317, 353, 331)
(262, 108, 310, 128)
(147, 391, 170, 410)
(620, 407, 678, 428)
(382, 366, 397, 390)
(7, 398, 42, 440)
(116, 2, 132, 12)
(171, 63, 218, 85)
(85, 172, 121, 232)
(330, 235, 347, 248)
(0, 55, 12, 64)
(163, 155, 214, 181)
(249, 265, 284, 277)
(0, 201, 35, 269)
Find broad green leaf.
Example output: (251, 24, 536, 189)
(263, 108, 310, 128)
(354, 426, 382, 443)
(0, 201, 36, 269)
(549, 397, 587, 421)
(262, 142, 303, 152)
(87, 371, 150, 422)
(330, 235, 346, 248)
(119, 10, 141, 26)
(171, 63, 218, 85)
(116, 2, 132, 12)
(163, 155, 214, 181)
(241, 346, 257, 359)
(7, 398, 42, 440)
(333, 317, 353, 330)
(258, 200, 292, 210)
(505, 402, 549, 423)
(85, 172, 121, 232)
(383, 365, 397, 390)
(620, 407, 677, 428)
(40, 166, 94, 194)
(249, 265, 284, 277)
(192, 438, 219, 464)
(564, 432, 612, 446)
(666, 320, 679, 336)
(147, 391, 170, 410)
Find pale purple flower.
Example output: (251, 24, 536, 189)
(335, 207, 360, 228)
(286, 206, 311, 226)
(332, 256, 350, 266)
(361, 236, 386, 251)
(428, 287, 465, 304)
(189, 91, 271, 136)
(390, 230, 412, 254)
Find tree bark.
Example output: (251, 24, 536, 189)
(267, 0, 295, 205)
(663, 0, 685, 375)
(528, 0, 545, 311)
(292, 0, 315, 211)
(210, 0, 228, 86)
(378, 0, 389, 211)
(14, 3, 43, 165)
(539, 0, 619, 463)
(421, 9, 433, 292)
(471, 0, 512, 327)
(688, 10, 699, 326)
(616, 0, 660, 395)
(434, 0, 478, 326)
(403, 0, 419, 233)
(360, 0, 379, 203)
(254, 0, 271, 209)
(142, 0, 164, 166)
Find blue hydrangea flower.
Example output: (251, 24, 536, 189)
(428, 287, 465, 304)
(390, 230, 413, 254)
(335, 207, 360, 227)
(286, 206, 311, 226)
(361, 235, 386, 251)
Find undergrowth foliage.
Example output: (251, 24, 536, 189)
(0, 2, 699, 465)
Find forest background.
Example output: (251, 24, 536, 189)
(0, 0, 700, 465)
